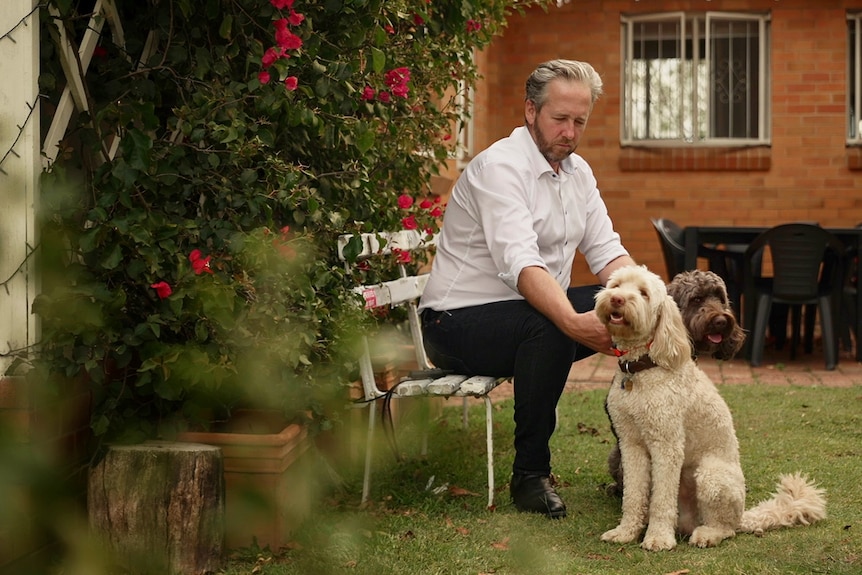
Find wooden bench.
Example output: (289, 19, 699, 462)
(337, 230, 503, 508)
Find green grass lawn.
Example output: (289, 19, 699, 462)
(221, 384, 862, 575)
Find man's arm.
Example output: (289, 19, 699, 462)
(517, 255, 636, 355)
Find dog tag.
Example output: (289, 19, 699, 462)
(621, 373, 633, 391)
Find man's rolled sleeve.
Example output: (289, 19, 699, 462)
(499, 256, 548, 294)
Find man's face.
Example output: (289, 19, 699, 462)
(525, 79, 592, 169)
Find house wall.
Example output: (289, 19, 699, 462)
(474, 0, 862, 283)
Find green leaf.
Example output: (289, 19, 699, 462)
(370, 47, 385, 73)
(101, 244, 123, 270)
(342, 235, 364, 262)
(356, 130, 375, 153)
(219, 15, 233, 39)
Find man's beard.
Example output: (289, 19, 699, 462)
(531, 123, 575, 165)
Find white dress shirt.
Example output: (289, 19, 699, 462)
(419, 126, 628, 312)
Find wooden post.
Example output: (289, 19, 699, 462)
(88, 441, 225, 575)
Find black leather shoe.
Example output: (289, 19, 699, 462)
(510, 474, 567, 518)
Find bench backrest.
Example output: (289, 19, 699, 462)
(337, 230, 437, 400)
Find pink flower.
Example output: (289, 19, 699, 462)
(398, 194, 414, 209)
(151, 281, 172, 299)
(401, 214, 418, 230)
(384, 67, 411, 98)
(466, 19, 482, 33)
(258, 71, 271, 84)
(284, 76, 298, 91)
(419, 198, 433, 209)
(385, 67, 410, 88)
(430, 207, 443, 218)
(360, 86, 376, 101)
(270, 0, 294, 9)
(377, 91, 391, 103)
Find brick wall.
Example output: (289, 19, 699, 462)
(473, 0, 862, 283)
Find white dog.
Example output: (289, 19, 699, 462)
(595, 265, 827, 551)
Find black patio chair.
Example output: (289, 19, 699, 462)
(743, 223, 846, 370)
(651, 217, 745, 312)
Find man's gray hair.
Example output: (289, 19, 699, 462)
(525, 59, 604, 110)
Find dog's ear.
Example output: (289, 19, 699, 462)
(650, 293, 692, 369)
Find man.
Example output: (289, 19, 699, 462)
(418, 60, 635, 518)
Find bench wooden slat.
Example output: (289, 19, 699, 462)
(454, 376, 500, 396)
(425, 374, 468, 395)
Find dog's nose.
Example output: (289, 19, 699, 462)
(611, 294, 625, 307)
(711, 315, 728, 330)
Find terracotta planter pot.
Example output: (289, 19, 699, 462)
(178, 411, 311, 551)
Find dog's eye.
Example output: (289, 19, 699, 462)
(640, 288, 649, 298)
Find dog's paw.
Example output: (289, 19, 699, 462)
(689, 525, 735, 548)
(641, 528, 677, 551)
(601, 525, 640, 544)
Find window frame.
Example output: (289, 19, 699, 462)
(620, 11, 771, 148)
(848, 13, 862, 144)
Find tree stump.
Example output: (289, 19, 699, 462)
(88, 441, 225, 575)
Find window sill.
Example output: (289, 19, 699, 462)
(619, 146, 771, 172)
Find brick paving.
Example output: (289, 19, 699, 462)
(487, 343, 862, 401)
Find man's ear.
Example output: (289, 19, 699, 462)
(525, 99, 536, 126)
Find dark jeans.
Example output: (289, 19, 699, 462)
(420, 285, 601, 476)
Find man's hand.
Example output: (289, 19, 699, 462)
(569, 309, 616, 356)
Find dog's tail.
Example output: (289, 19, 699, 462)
(738, 473, 827, 535)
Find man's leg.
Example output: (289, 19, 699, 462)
(422, 300, 577, 518)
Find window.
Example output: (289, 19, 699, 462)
(849, 13, 862, 142)
(621, 12, 770, 146)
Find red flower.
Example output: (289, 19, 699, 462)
(93, 45, 108, 59)
(189, 250, 214, 275)
(360, 86, 376, 101)
(419, 198, 433, 209)
(466, 19, 482, 33)
(392, 248, 412, 264)
(261, 47, 282, 67)
(377, 91, 391, 103)
(275, 20, 303, 51)
(284, 76, 299, 91)
(287, 10, 305, 26)
(151, 281, 172, 299)
(401, 214, 418, 230)
(258, 71, 271, 84)
(430, 207, 443, 218)
(398, 194, 414, 209)
(270, 0, 294, 9)
(384, 25, 395, 34)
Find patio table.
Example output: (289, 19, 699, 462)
(683, 225, 862, 362)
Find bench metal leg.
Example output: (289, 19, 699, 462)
(361, 401, 376, 504)
(483, 395, 495, 508)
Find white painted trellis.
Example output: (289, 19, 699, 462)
(0, 0, 151, 374)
